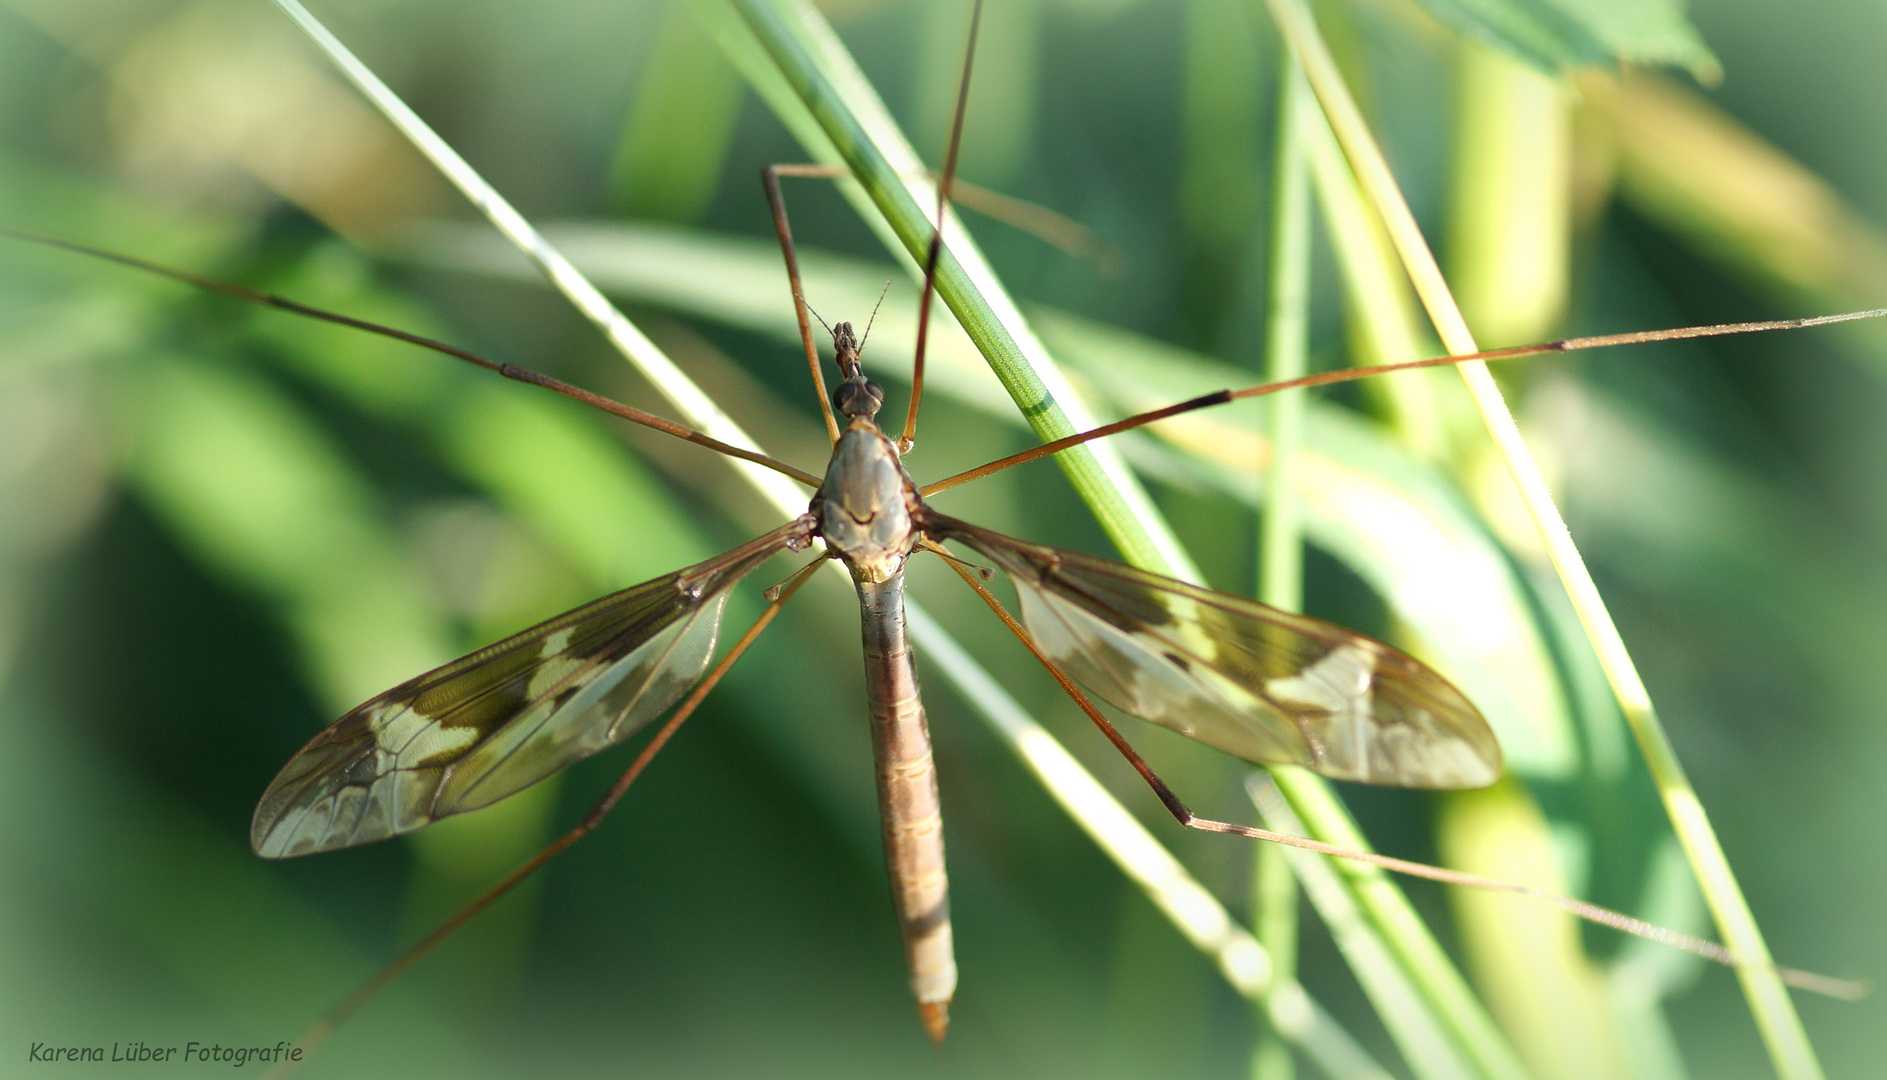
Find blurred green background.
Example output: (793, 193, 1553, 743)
(2, 0, 1885, 1077)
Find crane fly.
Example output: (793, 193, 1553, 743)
(204, 217, 1869, 1042)
(9, 0, 1876, 1064)
(244, 305, 1512, 1034)
(226, 1, 1507, 1039)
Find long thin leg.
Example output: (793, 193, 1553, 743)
(898, 0, 983, 455)
(918, 307, 1887, 496)
(771, 165, 1118, 273)
(261, 560, 825, 1079)
(936, 172, 1123, 275)
(931, 549, 1866, 1000)
(761, 166, 844, 444)
(6, 228, 824, 489)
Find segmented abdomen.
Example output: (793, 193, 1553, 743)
(855, 573, 956, 1031)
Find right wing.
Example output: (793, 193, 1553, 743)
(931, 516, 1500, 789)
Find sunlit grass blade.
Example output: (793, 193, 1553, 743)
(266, 0, 805, 518)
(1250, 776, 1479, 1080)
(1440, 43, 1639, 1079)
(714, 0, 1198, 579)
(1603, 837, 1711, 1080)
(1252, 50, 1314, 1080)
(1263, 0, 1826, 1076)
(1434, 782, 1622, 1077)
(909, 605, 1393, 1080)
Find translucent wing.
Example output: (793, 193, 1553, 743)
(932, 516, 1500, 788)
(252, 523, 808, 858)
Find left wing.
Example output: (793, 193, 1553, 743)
(930, 516, 1500, 789)
(252, 521, 811, 858)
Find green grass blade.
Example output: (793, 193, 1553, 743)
(718, 0, 1198, 580)
(910, 604, 1394, 1080)
(1264, 1, 1826, 1076)
(1253, 51, 1313, 1080)
(267, 0, 807, 521)
(1252, 776, 1480, 1080)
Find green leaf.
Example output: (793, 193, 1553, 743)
(1411, 0, 1719, 81)
(612, 0, 745, 221)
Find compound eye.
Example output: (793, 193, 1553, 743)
(834, 378, 885, 419)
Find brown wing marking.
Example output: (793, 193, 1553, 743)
(252, 521, 812, 858)
(930, 516, 1500, 789)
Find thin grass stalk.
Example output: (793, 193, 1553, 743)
(1253, 52, 1314, 1080)
(267, 0, 805, 520)
(908, 606, 1393, 1080)
(1259, 39, 1312, 615)
(1289, 28, 1535, 1076)
(1252, 843, 1299, 1078)
(723, 0, 1200, 580)
(1262, 1, 1824, 1077)
(262, 0, 1392, 1064)
(1441, 48, 1628, 1080)
(1235, 12, 1531, 1078)
(1251, 777, 1479, 1080)
(1268, 767, 1530, 1080)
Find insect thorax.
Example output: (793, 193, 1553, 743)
(815, 419, 923, 584)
